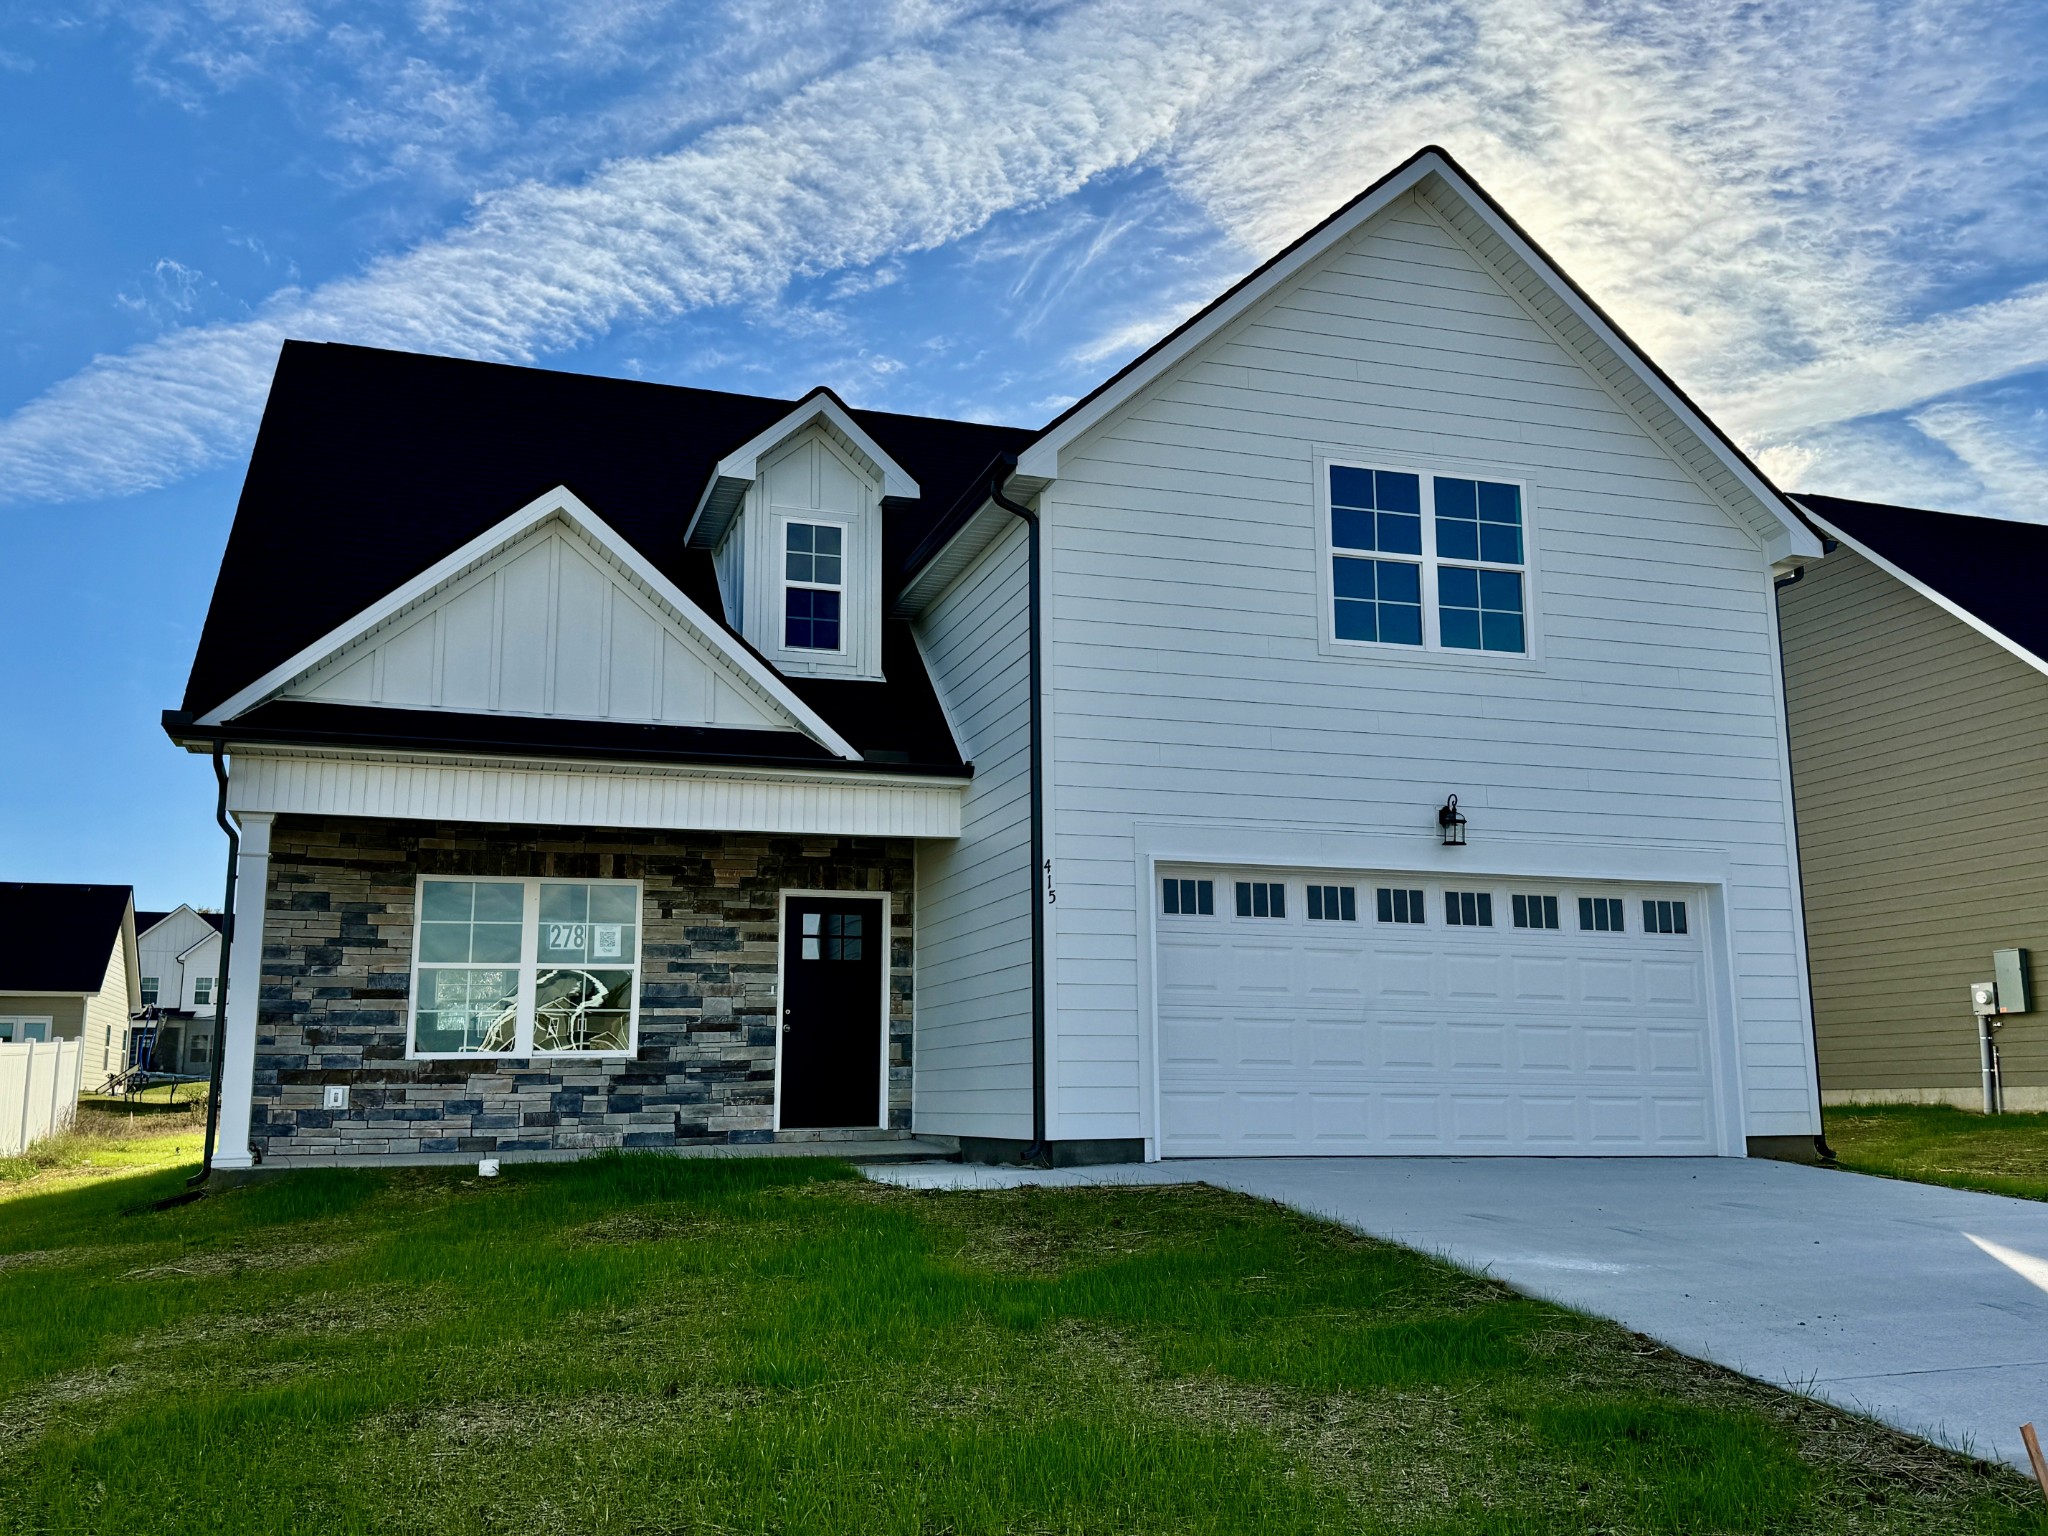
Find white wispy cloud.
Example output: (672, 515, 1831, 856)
(5, 0, 2047, 510)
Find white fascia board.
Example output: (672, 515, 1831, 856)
(175, 930, 221, 964)
(1795, 501, 2048, 679)
(1017, 149, 1820, 562)
(197, 485, 862, 761)
(684, 389, 919, 547)
(1014, 158, 1438, 482)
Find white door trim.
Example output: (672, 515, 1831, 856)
(772, 889, 892, 1134)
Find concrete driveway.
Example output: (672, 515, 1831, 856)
(869, 1156, 2048, 1475)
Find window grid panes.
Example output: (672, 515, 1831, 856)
(1512, 894, 1560, 930)
(140, 977, 159, 1005)
(1643, 899, 1689, 935)
(1434, 478, 1526, 654)
(1578, 896, 1625, 933)
(1327, 464, 1529, 657)
(1162, 878, 1215, 916)
(193, 977, 213, 1005)
(411, 878, 640, 1058)
(1444, 891, 1493, 927)
(1235, 881, 1286, 919)
(1307, 885, 1357, 922)
(1376, 887, 1425, 925)
(783, 521, 844, 651)
(1330, 466, 1424, 646)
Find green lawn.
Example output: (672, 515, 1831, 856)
(0, 1102, 206, 1199)
(1826, 1104, 2048, 1201)
(0, 1156, 2041, 1535)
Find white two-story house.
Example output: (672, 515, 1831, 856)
(169, 147, 1825, 1169)
(135, 905, 224, 1075)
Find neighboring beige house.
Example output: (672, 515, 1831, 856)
(0, 883, 142, 1087)
(1780, 494, 2048, 1111)
(136, 905, 224, 1076)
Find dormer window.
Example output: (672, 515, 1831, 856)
(784, 522, 844, 651)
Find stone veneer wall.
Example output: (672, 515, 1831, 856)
(252, 816, 914, 1162)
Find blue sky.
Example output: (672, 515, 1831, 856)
(3, 0, 2046, 909)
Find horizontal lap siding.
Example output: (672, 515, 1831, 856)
(1044, 195, 1811, 1141)
(913, 520, 1034, 1139)
(1779, 547, 2048, 1096)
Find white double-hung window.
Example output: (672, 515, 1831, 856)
(409, 877, 641, 1058)
(783, 520, 844, 651)
(1326, 462, 1528, 655)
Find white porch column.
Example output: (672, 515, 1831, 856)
(212, 811, 273, 1171)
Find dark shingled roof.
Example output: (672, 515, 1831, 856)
(1797, 494, 2048, 669)
(176, 342, 1036, 770)
(0, 884, 132, 994)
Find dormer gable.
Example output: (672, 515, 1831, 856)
(685, 389, 912, 683)
(199, 487, 858, 760)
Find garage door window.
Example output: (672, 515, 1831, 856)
(1579, 897, 1625, 933)
(1235, 882, 1286, 918)
(1307, 885, 1357, 921)
(1444, 890, 1493, 927)
(1376, 887, 1425, 924)
(1162, 878, 1214, 916)
(1512, 894, 1560, 930)
(1644, 899, 1688, 935)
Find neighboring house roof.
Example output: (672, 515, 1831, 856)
(1794, 494, 2048, 677)
(173, 341, 1033, 770)
(137, 906, 225, 938)
(0, 883, 132, 994)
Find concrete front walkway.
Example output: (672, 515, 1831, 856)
(868, 1157, 2048, 1475)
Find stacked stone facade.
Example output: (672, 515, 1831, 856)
(252, 816, 915, 1163)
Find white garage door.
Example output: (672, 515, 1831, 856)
(1156, 871, 1719, 1156)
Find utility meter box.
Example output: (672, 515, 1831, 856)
(1993, 948, 2032, 1014)
(1971, 981, 1999, 1017)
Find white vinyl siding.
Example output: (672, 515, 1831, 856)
(1040, 190, 1813, 1146)
(912, 518, 1034, 1140)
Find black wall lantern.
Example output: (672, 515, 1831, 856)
(1437, 794, 1467, 846)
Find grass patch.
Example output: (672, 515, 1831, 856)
(0, 1105, 205, 1200)
(1826, 1104, 2048, 1201)
(0, 1155, 2041, 1534)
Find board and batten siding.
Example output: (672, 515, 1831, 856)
(1039, 190, 1816, 1146)
(1779, 543, 2048, 1107)
(912, 518, 1034, 1140)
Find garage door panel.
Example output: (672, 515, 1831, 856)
(1308, 1020, 1369, 1068)
(1376, 1020, 1439, 1070)
(1446, 1022, 1508, 1070)
(1515, 1024, 1573, 1073)
(1156, 870, 1719, 1157)
(1382, 1093, 1443, 1142)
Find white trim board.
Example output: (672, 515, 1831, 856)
(687, 389, 919, 551)
(223, 749, 967, 839)
(198, 486, 861, 762)
(1793, 501, 2048, 680)
(1013, 149, 1818, 564)
(771, 888, 892, 1134)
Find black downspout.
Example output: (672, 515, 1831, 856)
(988, 456, 1049, 1167)
(1772, 564, 1835, 1163)
(191, 743, 238, 1185)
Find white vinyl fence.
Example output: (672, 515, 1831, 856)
(0, 1039, 84, 1156)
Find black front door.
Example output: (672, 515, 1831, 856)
(779, 896, 885, 1129)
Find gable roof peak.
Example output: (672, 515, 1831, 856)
(686, 385, 921, 551)
(1008, 143, 1818, 565)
